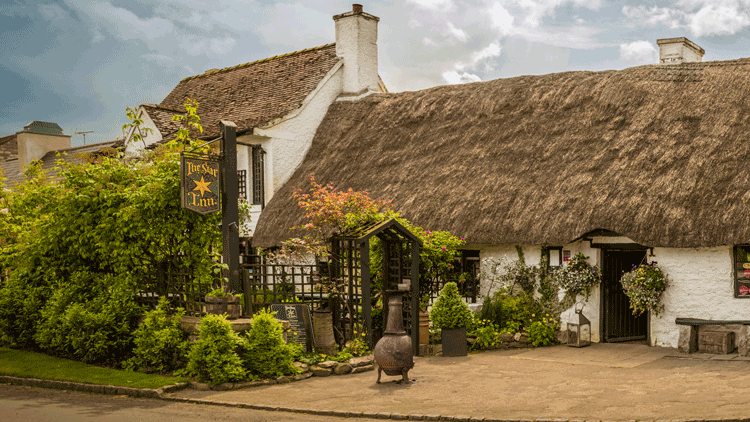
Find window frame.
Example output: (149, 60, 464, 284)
(733, 245, 750, 298)
(547, 246, 563, 270)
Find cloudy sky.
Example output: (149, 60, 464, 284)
(2, 0, 750, 146)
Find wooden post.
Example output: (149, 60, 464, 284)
(220, 121, 240, 293)
(411, 240, 420, 356)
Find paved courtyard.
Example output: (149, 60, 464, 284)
(168, 343, 750, 421)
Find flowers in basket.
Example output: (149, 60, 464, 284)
(619, 262, 668, 316)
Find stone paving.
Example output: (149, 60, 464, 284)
(167, 343, 750, 421)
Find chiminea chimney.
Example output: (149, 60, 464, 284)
(333, 4, 380, 95)
(657, 37, 705, 64)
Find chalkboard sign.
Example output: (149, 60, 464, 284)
(270, 304, 314, 352)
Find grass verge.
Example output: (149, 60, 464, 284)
(0, 347, 188, 389)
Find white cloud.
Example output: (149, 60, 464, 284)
(408, 0, 454, 11)
(423, 37, 438, 47)
(513, 0, 603, 28)
(489, 3, 514, 36)
(210, 36, 236, 55)
(621, 1, 750, 37)
(442, 70, 481, 84)
(456, 42, 502, 71)
(687, 4, 750, 36)
(619, 41, 657, 63)
(447, 22, 468, 42)
(622, 5, 682, 29)
(513, 25, 602, 49)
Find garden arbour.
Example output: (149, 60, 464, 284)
(240, 218, 479, 355)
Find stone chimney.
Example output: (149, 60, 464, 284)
(16, 121, 71, 169)
(657, 37, 705, 64)
(333, 4, 380, 95)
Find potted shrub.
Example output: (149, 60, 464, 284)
(205, 288, 242, 320)
(430, 282, 473, 356)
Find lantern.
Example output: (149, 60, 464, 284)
(567, 302, 591, 348)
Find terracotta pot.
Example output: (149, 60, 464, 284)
(205, 295, 242, 320)
(419, 311, 430, 345)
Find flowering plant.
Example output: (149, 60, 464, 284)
(620, 262, 668, 316)
(553, 253, 601, 299)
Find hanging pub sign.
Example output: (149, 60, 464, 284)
(181, 155, 221, 214)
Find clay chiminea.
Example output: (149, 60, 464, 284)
(373, 290, 414, 383)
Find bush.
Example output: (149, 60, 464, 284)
(33, 272, 143, 365)
(186, 314, 246, 385)
(527, 319, 557, 347)
(124, 297, 190, 374)
(470, 319, 501, 350)
(241, 309, 298, 378)
(477, 294, 503, 329)
(430, 282, 473, 329)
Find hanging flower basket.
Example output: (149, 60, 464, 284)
(619, 262, 669, 317)
(553, 253, 601, 299)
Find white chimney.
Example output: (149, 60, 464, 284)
(333, 4, 380, 95)
(657, 37, 705, 64)
(16, 121, 71, 169)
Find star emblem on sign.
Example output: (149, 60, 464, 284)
(192, 175, 212, 197)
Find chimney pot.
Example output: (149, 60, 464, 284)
(657, 37, 705, 64)
(353, 4, 363, 13)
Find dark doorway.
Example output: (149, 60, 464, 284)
(601, 249, 648, 342)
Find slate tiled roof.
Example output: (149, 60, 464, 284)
(157, 43, 340, 139)
(2, 140, 123, 187)
(0, 134, 18, 163)
(140, 104, 184, 141)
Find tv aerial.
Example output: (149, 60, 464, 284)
(74, 129, 94, 145)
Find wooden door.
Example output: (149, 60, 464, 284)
(601, 249, 648, 342)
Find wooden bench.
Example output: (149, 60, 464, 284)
(675, 318, 750, 355)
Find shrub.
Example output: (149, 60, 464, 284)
(186, 314, 246, 385)
(241, 309, 298, 378)
(33, 272, 142, 365)
(430, 282, 473, 329)
(484, 292, 544, 334)
(477, 294, 504, 329)
(470, 319, 501, 350)
(527, 318, 557, 347)
(124, 297, 190, 374)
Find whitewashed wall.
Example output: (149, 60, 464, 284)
(479, 240, 602, 342)
(236, 66, 345, 236)
(648, 246, 749, 348)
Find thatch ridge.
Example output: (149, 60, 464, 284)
(254, 58, 750, 248)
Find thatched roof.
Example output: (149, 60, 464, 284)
(254, 58, 750, 249)
(158, 44, 339, 139)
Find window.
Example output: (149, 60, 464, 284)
(547, 247, 563, 269)
(734, 246, 750, 298)
(237, 170, 247, 200)
(251, 145, 265, 206)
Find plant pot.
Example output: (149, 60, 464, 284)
(441, 327, 468, 357)
(419, 311, 430, 345)
(205, 295, 242, 320)
(312, 309, 337, 354)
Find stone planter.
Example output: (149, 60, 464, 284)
(419, 311, 430, 345)
(205, 295, 242, 320)
(441, 327, 468, 357)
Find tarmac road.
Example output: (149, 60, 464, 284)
(0, 383, 373, 422)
